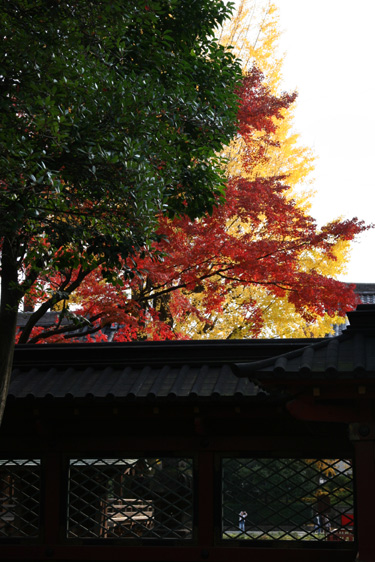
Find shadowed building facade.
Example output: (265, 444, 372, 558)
(2, 305, 375, 561)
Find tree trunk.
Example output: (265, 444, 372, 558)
(0, 238, 21, 426)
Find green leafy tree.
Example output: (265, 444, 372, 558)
(0, 0, 241, 423)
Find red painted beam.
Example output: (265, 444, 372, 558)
(0, 545, 356, 561)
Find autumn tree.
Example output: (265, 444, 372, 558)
(0, 0, 242, 422)
(16, 67, 367, 344)
(209, 0, 362, 338)
(10, 0, 369, 349)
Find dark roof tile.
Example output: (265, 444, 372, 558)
(235, 306, 375, 382)
(9, 363, 261, 401)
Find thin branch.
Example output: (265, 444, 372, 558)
(27, 313, 103, 343)
(18, 267, 92, 343)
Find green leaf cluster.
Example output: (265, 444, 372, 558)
(0, 0, 241, 276)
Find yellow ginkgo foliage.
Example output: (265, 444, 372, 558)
(173, 0, 354, 339)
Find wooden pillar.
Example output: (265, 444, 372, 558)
(197, 448, 215, 559)
(43, 451, 64, 556)
(350, 423, 375, 562)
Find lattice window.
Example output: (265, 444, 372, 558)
(67, 457, 193, 539)
(222, 458, 354, 542)
(0, 459, 40, 538)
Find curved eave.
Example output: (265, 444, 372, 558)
(234, 306, 375, 386)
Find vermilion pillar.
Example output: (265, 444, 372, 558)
(350, 423, 375, 562)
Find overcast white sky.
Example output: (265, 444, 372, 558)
(275, 0, 375, 283)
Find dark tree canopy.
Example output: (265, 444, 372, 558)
(0, 0, 242, 422)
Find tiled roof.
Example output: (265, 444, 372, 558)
(9, 338, 315, 401)
(9, 353, 265, 402)
(235, 305, 375, 382)
(13, 305, 375, 400)
(355, 283, 375, 295)
(356, 282, 375, 305)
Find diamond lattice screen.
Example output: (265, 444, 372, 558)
(222, 458, 354, 542)
(0, 459, 40, 538)
(67, 458, 193, 539)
